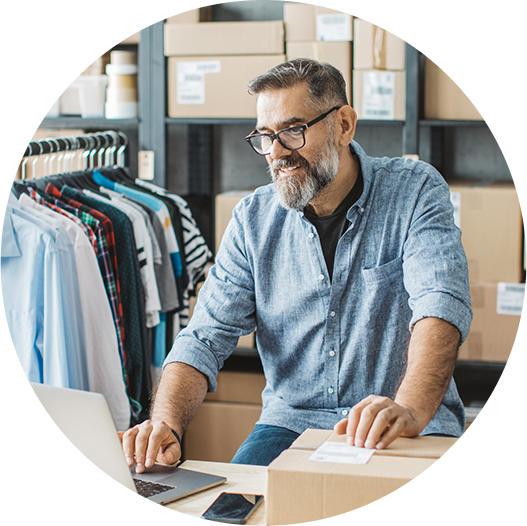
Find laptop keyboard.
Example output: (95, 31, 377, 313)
(133, 478, 174, 498)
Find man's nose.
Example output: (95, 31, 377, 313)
(269, 137, 292, 160)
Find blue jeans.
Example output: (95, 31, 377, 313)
(230, 424, 300, 466)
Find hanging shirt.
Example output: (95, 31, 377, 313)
(135, 180, 213, 327)
(165, 141, 473, 437)
(18, 193, 131, 430)
(2, 200, 88, 391)
(92, 170, 183, 282)
(40, 185, 126, 369)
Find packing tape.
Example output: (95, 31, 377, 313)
(108, 74, 137, 89)
(106, 87, 138, 103)
(105, 101, 138, 119)
(373, 25, 386, 70)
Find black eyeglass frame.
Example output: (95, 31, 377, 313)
(245, 105, 342, 156)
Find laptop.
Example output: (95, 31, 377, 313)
(31, 382, 226, 505)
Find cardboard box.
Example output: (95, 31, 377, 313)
(353, 18, 405, 70)
(286, 41, 352, 103)
(182, 401, 261, 462)
(353, 69, 405, 120)
(449, 181, 523, 283)
(424, 57, 482, 120)
(267, 449, 435, 524)
(165, 7, 212, 24)
(213, 190, 258, 349)
(167, 55, 286, 118)
(284, 3, 353, 42)
(205, 371, 266, 405)
(215, 190, 255, 253)
(164, 21, 284, 56)
(459, 282, 524, 362)
(267, 428, 455, 523)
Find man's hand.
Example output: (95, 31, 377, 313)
(119, 420, 181, 473)
(333, 395, 421, 450)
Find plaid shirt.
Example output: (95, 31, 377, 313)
(42, 185, 126, 369)
(27, 187, 98, 253)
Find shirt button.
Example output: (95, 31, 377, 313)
(319, 274, 325, 280)
(328, 387, 334, 394)
(360, 207, 365, 213)
(329, 350, 336, 357)
(330, 311, 336, 317)
(308, 233, 315, 238)
(342, 409, 349, 416)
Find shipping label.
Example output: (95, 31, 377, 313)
(309, 441, 376, 464)
(497, 283, 525, 316)
(316, 14, 352, 41)
(362, 71, 395, 120)
(177, 60, 221, 105)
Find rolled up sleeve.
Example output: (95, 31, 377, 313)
(402, 169, 473, 343)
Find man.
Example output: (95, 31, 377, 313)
(121, 59, 472, 471)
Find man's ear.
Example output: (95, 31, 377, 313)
(336, 105, 357, 146)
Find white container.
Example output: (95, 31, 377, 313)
(106, 63, 138, 75)
(78, 75, 108, 117)
(105, 101, 138, 119)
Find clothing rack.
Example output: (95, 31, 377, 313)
(21, 130, 129, 180)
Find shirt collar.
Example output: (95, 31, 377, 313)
(347, 141, 373, 218)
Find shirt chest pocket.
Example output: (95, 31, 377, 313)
(361, 255, 403, 285)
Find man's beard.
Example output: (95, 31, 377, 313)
(269, 142, 340, 211)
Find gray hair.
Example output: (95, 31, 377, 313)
(247, 58, 348, 112)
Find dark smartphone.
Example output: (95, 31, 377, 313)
(201, 492, 264, 524)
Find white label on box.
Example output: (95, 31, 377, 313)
(309, 441, 376, 464)
(362, 71, 395, 120)
(450, 191, 461, 228)
(177, 60, 221, 105)
(497, 283, 525, 316)
(316, 14, 352, 41)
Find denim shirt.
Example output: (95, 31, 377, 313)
(165, 141, 472, 437)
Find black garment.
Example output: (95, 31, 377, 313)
(304, 166, 363, 281)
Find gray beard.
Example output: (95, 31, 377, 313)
(269, 143, 340, 210)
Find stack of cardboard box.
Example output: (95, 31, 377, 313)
(165, 9, 285, 118)
(449, 180, 525, 362)
(284, 3, 353, 104)
(352, 18, 406, 120)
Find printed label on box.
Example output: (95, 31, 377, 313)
(450, 192, 461, 228)
(497, 283, 525, 316)
(309, 441, 376, 464)
(362, 71, 395, 120)
(177, 60, 221, 105)
(316, 14, 352, 41)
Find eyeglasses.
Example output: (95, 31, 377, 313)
(245, 106, 341, 156)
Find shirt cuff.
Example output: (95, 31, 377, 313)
(410, 291, 473, 344)
(163, 334, 221, 392)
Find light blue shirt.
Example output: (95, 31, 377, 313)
(2, 198, 88, 390)
(165, 141, 473, 437)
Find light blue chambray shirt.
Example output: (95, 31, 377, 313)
(2, 197, 88, 390)
(165, 141, 473, 437)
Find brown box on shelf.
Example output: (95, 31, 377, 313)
(459, 281, 524, 362)
(215, 190, 255, 253)
(424, 57, 482, 120)
(165, 7, 212, 24)
(286, 41, 352, 102)
(284, 3, 353, 42)
(353, 69, 405, 120)
(353, 18, 405, 70)
(448, 181, 523, 283)
(164, 21, 284, 56)
(167, 54, 285, 118)
(205, 371, 266, 405)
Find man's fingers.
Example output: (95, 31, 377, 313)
(333, 418, 348, 434)
(120, 420, 181, 473)
(353, 396, 392, 448)
(346, 397, 373, 445)
(375, 417, 408, 449)
(145, 425, 176, 468)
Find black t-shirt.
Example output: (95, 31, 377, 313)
(304, 163, 363, 281)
